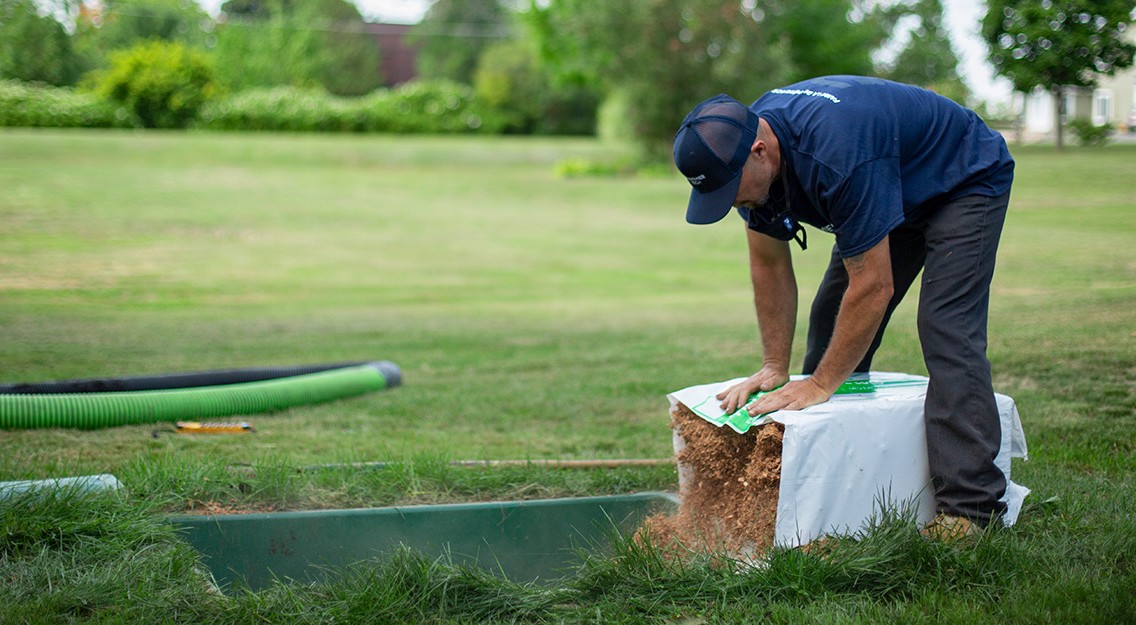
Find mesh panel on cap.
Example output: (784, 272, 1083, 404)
(694, 101, 748, 166)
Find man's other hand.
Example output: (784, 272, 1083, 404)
(716, 365, 789, 414)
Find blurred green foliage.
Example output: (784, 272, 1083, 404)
(765, 0, 904, 81)
(89, 39, 217, 128)
(0, 0, 82, 86)
(1067, 118, 1113, 146)
(353, 79, 504, 133)
(72, 0, 211, 75)
(410, 0, 508, 85)
(0, 79, 136, 126)
(213, 0, 382, 97)
(195, 85, 356, 131)
(195, 79, 504, 133)
(880, 0, 969, 104)
(474, 37, 598, 135)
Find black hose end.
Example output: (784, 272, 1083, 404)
(368, 361, 402, 388)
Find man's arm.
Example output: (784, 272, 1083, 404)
(716, 227, 798, 414)
(746, 235, 893, 415)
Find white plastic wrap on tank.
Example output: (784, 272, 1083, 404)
(667, 372, 1029, 548)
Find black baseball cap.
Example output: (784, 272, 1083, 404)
(673, 94, 758, 224)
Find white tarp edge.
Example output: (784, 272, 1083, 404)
(667, 372, 1029, 547)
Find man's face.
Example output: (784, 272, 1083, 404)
(733, 155, 777, 211)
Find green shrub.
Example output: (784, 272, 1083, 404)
(553, 156, 633, 178)
(474, 39, 598, 136)
(90, 40, 218, 129)
(356, 80, 504, 134)
(198, 79, 505, 134)
(0, 0, 82, 86)
(195, 86, 355, 132)
(1067, 118, 1112, 147)
(0, 80, 137, 128)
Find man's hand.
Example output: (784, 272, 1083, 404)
(716, 365, 789, 414)
(744, 376, 832, 416)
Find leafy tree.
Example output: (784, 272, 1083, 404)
(73, 0, 212, 74)
(309, 0, 383, 96)
(212, 0, 381, 97)
(983, 0, 1136, 150)
(473, 35, 598, 135)
(0, 0, 82, 85)
(883, 0, 968, 103)
(763, 0, 905, 81)
(212, 0, 324, 92)
(91, 39, 217, 128)
(411, 0, 509, 84)
(528, 0, 793, 158)
(474, 37, 549, 133)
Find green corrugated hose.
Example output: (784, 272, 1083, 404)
(0, 364, 394, 430)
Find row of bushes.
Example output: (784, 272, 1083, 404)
(196, 82, 505, 134)
(0, 80, 137, 128)
(0, 40, 545, 134)
(2, 29, 602, 135)
(0, 79, 512, 134)
(0, 39, 595, 136)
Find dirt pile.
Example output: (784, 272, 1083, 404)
(640, 402, 784, 558)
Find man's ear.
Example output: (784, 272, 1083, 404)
(750, 137, 766, 160)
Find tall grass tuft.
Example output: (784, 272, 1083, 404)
(117, 453, 243, 511)
(0, 487, 208, 622)
(564, 506, 1025, 621)
(201, 548, 560, 624)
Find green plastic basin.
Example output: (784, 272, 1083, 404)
(170, 492, 677, 590)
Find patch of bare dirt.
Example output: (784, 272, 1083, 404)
(639, 403, 783, 560)
(181, 500, 278, 516)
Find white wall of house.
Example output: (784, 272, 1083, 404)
(1096, 63, 1136, 132)
(1019, 88, 1054, 134)
(1016, 73, 1135, 136)
(1018, 87, 1089, 135)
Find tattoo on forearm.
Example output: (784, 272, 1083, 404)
(844, 253, 867, 275)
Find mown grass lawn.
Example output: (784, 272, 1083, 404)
(0, 128, 1133, 623)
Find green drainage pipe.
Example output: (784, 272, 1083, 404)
(0, 362, 399, 430)
(0, 361, 384, 394)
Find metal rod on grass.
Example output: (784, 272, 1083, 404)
(299, 458, 675, 472)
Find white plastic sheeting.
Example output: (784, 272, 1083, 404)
(0, 473, 123, 500)
(668, 372, 1029, 547)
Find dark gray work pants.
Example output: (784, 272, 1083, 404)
(801, 192, 1011, 525)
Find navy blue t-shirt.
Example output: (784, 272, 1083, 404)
(738, 76, 1014, 257)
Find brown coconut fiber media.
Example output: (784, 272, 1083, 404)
(641, 403, 784, 558)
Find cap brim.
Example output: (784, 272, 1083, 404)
(685, 169, 743, 225)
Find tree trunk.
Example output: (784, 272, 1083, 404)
(1054, 86, 1065, 152)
